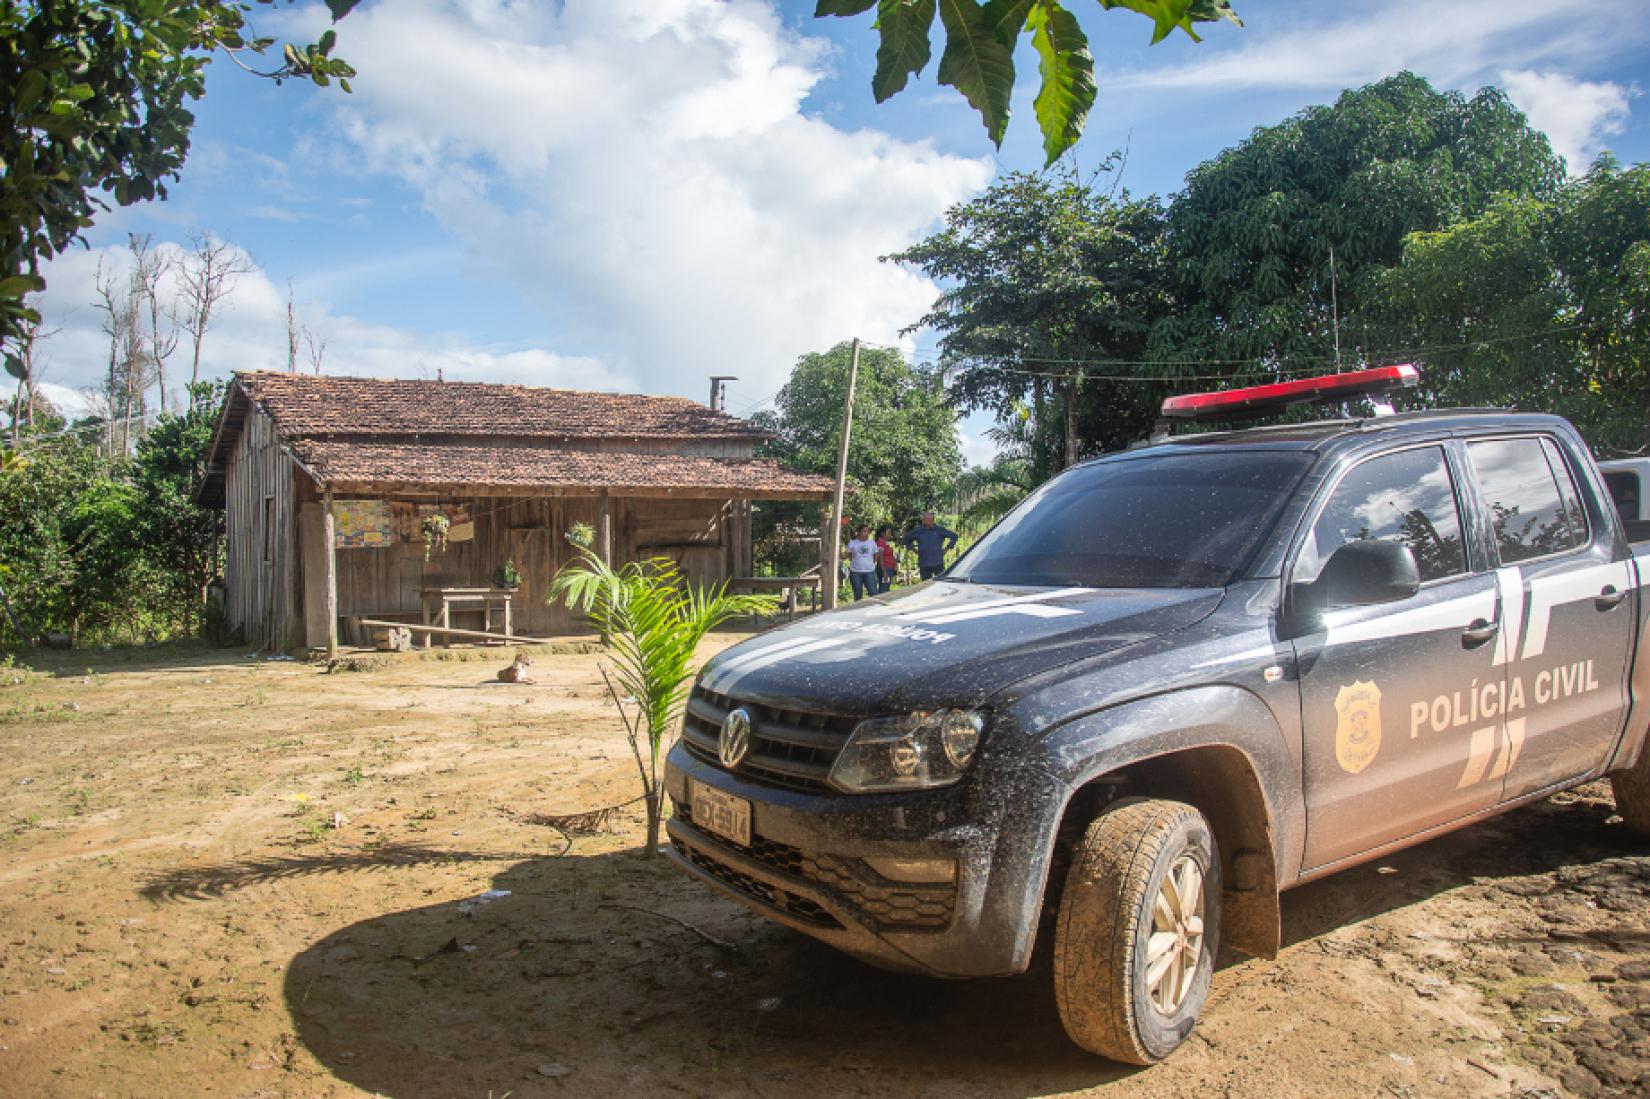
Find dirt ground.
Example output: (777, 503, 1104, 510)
(0, 638, 1646, 1099)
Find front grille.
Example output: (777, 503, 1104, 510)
(675, 837, 842, 928)
(680, 685, 859, 793)
(674, 807, 955, 933)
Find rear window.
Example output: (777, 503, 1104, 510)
(1467, 437, 1589, 564)
(949, 451, 1314, 589)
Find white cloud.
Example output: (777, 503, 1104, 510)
(1107, 0, 1647, 94)
(31, 242, 627, 414)
(1500, 69, 1637, 173)
(288, 0, 989, 400)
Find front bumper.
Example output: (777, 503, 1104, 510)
(662, 740, 1069, 978)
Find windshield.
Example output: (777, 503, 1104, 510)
(950, 450, 1314, 588)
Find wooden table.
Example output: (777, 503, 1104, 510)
(419, 587, 516, 647)
(728, 575, 822, 621)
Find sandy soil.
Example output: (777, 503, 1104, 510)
(0, 639, 1645, 1098)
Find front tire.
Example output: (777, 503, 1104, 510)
(1613, 746, 1650, 836)
(1053, 798, 1221, 1064)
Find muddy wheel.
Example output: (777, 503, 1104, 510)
(1612, 747, 1650, 836)
(1053, 798, 1221, 1064)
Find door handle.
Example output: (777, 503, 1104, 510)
(1461, 618, 1500, 649)
(1596, 585, 1628, 611)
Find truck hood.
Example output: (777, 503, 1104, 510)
(697, 581, 1224, 714)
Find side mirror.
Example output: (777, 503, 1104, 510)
(1315, 540, 1421, 609)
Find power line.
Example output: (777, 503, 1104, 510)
(856, 319, 1608, 383)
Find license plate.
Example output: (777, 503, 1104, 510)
(690, 780, 751, 848)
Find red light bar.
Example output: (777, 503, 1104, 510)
(1160, 364, 1419, 422)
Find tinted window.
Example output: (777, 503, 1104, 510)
(1467, 437, 1588, 564)
(1294, 446, 1466, 585)
(1604, 470, 1641, 521)
(949, 452, 1313, 589)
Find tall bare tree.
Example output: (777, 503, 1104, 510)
(303, 326, 327, 375)
(5, 313, 55, 447)
(284, 281, 300, 373)
(175, 232, 252, 400)
(127, 234, 181, 412)
(92, 257, 153, 456)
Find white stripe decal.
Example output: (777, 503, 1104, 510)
(713, 638, 847, 692)
(702, 635, 833, 692)
(1520, 562, 1630, 661)
(1323, 590, 1496, 649)
(1457, 726, 1496, 788)
(1492, 566, 1524, 667)
(892, 587, 1094, 624)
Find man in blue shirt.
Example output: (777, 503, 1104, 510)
(902, 511, 958, 581)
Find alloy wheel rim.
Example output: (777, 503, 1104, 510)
(1144, 853, 1205, 1015)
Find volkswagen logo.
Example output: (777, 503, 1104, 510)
(719, 707, 752, 769)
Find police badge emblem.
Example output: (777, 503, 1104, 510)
(1334, 681, 1383, 774)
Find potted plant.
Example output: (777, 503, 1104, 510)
(420, 513, 450, 562)
(494, 559, 521, 591)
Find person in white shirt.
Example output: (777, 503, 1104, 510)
(846, 524, 879, 601)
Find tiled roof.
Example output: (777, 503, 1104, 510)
(195, 372, 834, 504)
(235, 372, 767, 440)
(288, 440, 835, 498)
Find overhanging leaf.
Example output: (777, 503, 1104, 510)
(982, 0, 1035, 48)
(937, 0, 1016, 147)
(1028, 1, 1095, 166)
(816, 0, 878, 14)
(873, 0, 937, 102)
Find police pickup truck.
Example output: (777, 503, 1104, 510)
(663, 365, 1650, 1064)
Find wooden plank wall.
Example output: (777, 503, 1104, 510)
(223, 407, 297, 650)
(317, 493, 749, 637)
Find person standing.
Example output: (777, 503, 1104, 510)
(846, 524, 879, 601)
(903, 511, 958, 581)
(874, 524, 899, 593)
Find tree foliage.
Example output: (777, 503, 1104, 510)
(1, 0, 361, 370)
(817, 0, 1240, 165)
(0, 384, 225, 647)
(1364, 159, 1650, 454)
(133, 380, 229, 635)
(753, 342, 962, 528)
(1148, 73, 1567, 371)
(886, 166, 1173, 475)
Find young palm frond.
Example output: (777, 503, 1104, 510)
(548, 549, 776, 854)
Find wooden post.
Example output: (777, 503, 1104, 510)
(823, 337, 860, 611)
(322, 487, 338, 658)
(599, 489, 613, 564)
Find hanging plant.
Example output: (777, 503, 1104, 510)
(565, 521, 595, 550)
(494, 558, 521, 590)
(421, 513, 451, 562)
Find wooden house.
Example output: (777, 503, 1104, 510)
(196, 373, 834, 651)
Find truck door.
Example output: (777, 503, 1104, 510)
(1292, 444, 1503, 871)
(1463, 436, 1633, 801)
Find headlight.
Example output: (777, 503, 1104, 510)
(828, 710, 986, 793)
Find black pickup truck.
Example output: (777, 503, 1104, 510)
(663, 367, 1650, 1063)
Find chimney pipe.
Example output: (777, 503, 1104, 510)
(708, 375, 737, 412)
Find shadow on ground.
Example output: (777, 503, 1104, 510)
(270, 789, 1644, 1098)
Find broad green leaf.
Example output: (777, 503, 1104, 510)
(937, 0, 1016, 147)
(0, 275, 44, 298)
(982, 0, 1035, 47)
(816, 0, 878, 14)
(325, 0, 363, 20)
(872, 0, 937, 102)
(1098, 0, 1241, 44)
(1028, 1, 1095, 166)
(14, 70, 46, 113)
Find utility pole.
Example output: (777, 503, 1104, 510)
(822, 338, 860, 611)
(1329, 244, 1343, 372)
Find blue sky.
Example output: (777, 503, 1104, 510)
(32, 0, 1650, 463)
